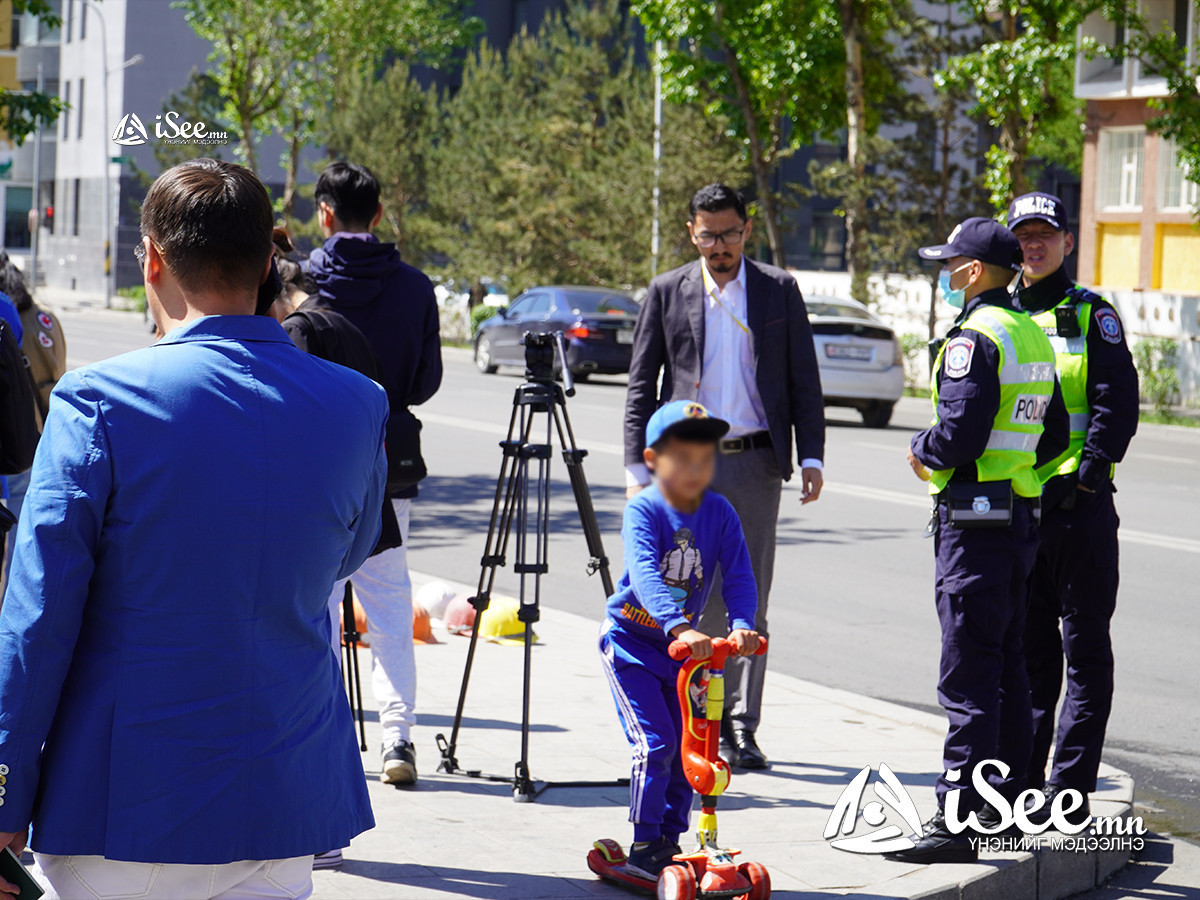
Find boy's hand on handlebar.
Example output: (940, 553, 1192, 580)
(669, 626, 712, 661)
(729, 629, 763, 656)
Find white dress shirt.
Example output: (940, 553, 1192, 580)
(626, 257, 823, 487)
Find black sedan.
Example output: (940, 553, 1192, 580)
(474, 286, 639, 380)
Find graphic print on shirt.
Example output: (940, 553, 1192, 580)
(659, 527, 704, 613)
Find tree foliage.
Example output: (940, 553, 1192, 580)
(426, 0, 743, 292)
(1, 0, 65, 145)
(633, 0, 847, 266)
(938, 1, 1096, 214)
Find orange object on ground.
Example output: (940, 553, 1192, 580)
(413, 604, 440, 645)
(338, 592, 370, 648)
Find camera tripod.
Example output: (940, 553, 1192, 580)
(436, 332, 625, 801)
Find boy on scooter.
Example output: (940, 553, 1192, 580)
(600, 400, 764, 880)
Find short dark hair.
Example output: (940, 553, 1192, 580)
(689, 183, 747, 222)
(0, 251, 33, 311)
(314, 161, 380, 230)
(141, 158, 273, 294)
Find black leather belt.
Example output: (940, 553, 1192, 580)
(720, 431, 773, 454)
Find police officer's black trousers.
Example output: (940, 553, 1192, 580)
(1024, 483, 1119, 794)
(933, 501, 1038, 814)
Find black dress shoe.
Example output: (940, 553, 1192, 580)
(1025, 784, 1091, 830)
(884, 809, 977, 864)
(719, 714, 739, 768)
(732, 729, 768, 769)
(975, 803, 1023, 837)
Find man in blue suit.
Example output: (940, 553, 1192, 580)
(0, 159, 387, 899)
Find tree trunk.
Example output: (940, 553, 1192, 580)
(840, 0, 870, 305)
(715, 6, 785, 266)
(281, 112, 302, 221)
(238, 106, 258, 176)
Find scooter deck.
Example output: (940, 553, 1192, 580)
(587, 841, 754, 899)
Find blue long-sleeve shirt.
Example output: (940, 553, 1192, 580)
(607, 485, 757, 646)
(0, 315, 387, 863)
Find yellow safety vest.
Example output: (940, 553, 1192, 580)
(1030, 287, 1114, 482)
(929, 305, 1057, 499)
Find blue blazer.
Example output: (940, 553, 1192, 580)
(0, 315, 387, 863)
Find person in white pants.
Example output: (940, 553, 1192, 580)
(35, 855, 315, 900)
(330, 498, 416, 785)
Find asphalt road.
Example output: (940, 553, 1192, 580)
(57, 308, 1200, 845)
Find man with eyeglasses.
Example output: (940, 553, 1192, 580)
(624, 183, 825, 770)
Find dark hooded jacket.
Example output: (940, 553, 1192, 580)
(304, 233, 442, 498)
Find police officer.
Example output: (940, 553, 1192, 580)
(1007, 192, 1139, 827)
(887, 218, 1069, 864)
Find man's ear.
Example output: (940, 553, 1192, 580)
(1064, 231, 1075, 257)
(742, 217, 753, 242)
(371, 202, 383, 230)
(643, 447, 656, 470)
(318, 202, 335, 230)
(145, 238, 166, 283)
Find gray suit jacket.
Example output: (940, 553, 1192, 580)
(624, 257, 825, 481)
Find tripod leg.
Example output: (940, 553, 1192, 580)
(343, 581, 367, 752)
(438, 393, 530, 774)
(552, 394, 616, 596)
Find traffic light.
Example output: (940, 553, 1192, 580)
(43, 205, 53, 232)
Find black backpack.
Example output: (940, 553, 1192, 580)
(283, 307, 402, 555)
(0, 318, 40, 476)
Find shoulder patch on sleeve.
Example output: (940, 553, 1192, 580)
(943, 336, 976, 378)
(1094, 307, 1123, 344)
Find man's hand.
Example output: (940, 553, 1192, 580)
(669, 627, 712, 661)
(907, 446, 930, 481)
(0, 830, 28, 898)
(626, 484, 646, 501)
(800, 467, 823, 504)
(728, 629, 763, 657)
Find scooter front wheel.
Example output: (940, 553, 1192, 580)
(657, 863, 698, 900)
(738, 861, 771, 900)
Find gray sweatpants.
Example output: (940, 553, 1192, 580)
(697, 446, 783, 732)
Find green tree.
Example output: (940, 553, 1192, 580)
(428, 0, 743, 291)
(632, 0, 846, 266)
(939, 0, 1097, 213)
(321, 62, 440, 262)
(2, 1, 65, 144)
(152, 70, 231, 169)
(176, 0, 480, 216)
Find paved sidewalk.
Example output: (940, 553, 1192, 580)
(312, 572, 1135, 900)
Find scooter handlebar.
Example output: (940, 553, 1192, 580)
(668, 635, 768, 661)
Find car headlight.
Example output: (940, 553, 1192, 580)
(892, 337, 904, 366)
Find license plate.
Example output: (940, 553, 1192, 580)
(825, 344, 873, 361)
(617, 329, 635, 345)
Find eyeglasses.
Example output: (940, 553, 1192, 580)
(693, 228, 746, 248)
(133, 238, 167, 274)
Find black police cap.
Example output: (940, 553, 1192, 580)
(918, 217, 1023, 270)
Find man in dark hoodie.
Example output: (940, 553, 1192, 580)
(302, 162, 442, 806)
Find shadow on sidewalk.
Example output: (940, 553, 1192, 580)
(763, 761, 939, 788)
(1081, 833, 1200, 899)
(417, 712, 567, 733)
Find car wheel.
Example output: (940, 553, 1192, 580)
(861, 401, 895, 429)
(475, 336, 498, 374)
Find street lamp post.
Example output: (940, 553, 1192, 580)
(79, 0, 141, 309)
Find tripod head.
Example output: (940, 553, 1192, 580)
(523, 331, 576, 397)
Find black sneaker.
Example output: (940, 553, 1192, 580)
(883, 809, 977, 864)
(625, 837, 677, 880)
(381, 740, 417, 785)
(1025, 784, 1091, 830)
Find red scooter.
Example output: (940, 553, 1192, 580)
(588, 636, 771, 900)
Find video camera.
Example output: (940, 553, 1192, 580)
(523, 331, 575, 396)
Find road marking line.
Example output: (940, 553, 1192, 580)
(419, 411, 625, 456)
(1131, 453, 1195, 465)
(422, 411, 1200, 554)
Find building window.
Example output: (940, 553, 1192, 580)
(1097, 127, 1144, 211)
(61, 81, 70, 141)
(77, 78, 84, 139)
(4, 186, 33, 250)
(72, 179, 81, 237)
(64, 0, 72, 42)
(79, 2, 87, 39)
(1159, 138, 1200, 211)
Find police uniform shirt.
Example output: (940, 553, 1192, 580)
(912, 287, 1070, 475)
(1016, 266, 1139, 489)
